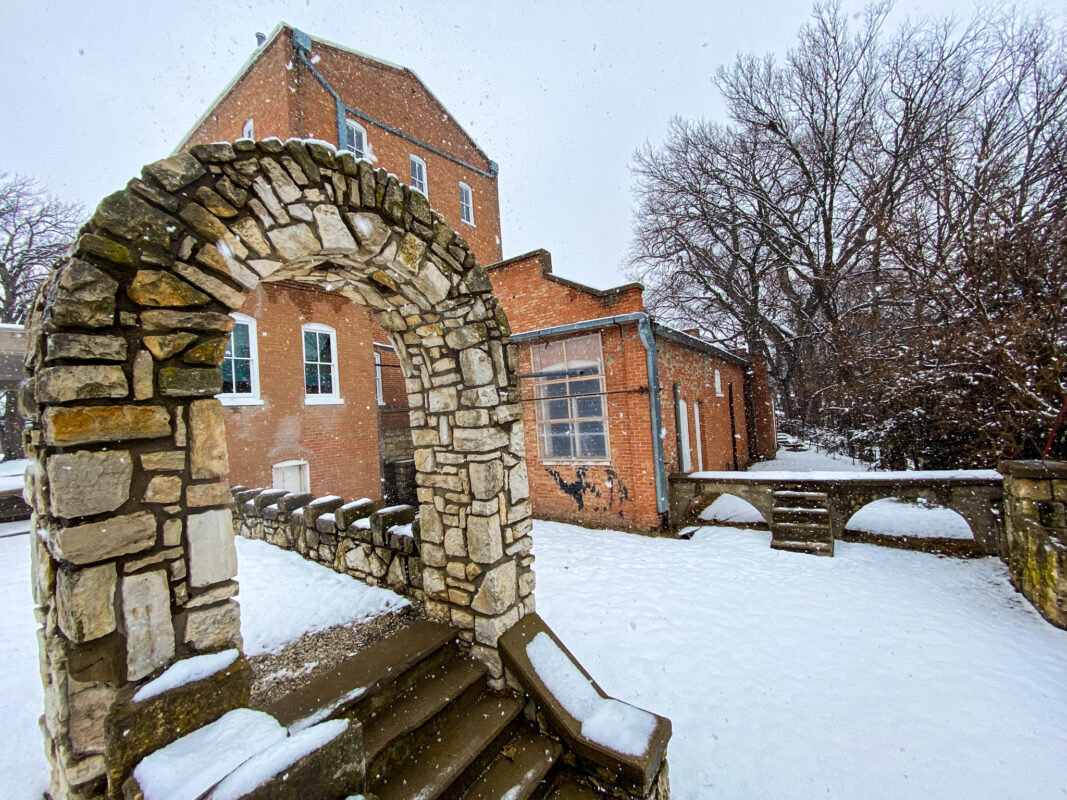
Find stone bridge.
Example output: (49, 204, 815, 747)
(668, 469, 1005, 557)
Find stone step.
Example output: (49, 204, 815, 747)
(459, 728, 563, 800)
(772, 506, 828, 515)
(543, 778, 602, 800)
(373, 693, 523, 800)
(773, 489, 828, 499)
(770, 538, 833, 556)
(259, 618, 456, 730)
(771, 521, 832, 533)
(772, 491, 829, 509)
(364, 657, 488, 777)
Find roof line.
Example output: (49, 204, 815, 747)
(486, 249, 645, 299)
(652, 323, 748, 366)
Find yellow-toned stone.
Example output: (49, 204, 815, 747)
(144, 333, 198, 360)
(43, 405, 171, 446)
(186, 481, 232, 507)
(145, 475, 182, 504)
(181, 337, 229, 366)
(128, 270, 211, 307)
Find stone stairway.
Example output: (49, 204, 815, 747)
(769, 488, 834, 556)
(258, 618, 589, 800)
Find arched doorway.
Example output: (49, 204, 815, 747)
(21, 140, 533, 797)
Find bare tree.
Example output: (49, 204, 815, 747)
(631, 2, 1067, 466)
(0, 174, 83, 459)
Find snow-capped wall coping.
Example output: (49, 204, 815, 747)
(689, 469, 1002, 483)
(499, 613, 671, 796)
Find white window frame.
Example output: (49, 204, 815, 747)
(532, 333, 610, 463)
(218, 312, 263, 406)
(714, 369, 724, 397)
(343, 118, 366, 160)
(694, 401, 704, 471)
(242, 118, 254, 140)
(272, 459, 310, 493)
(301, 322, 343, 405)
(679, 398, 693, 472)
(409, 154, 428, 196)
(374, 351, 384, 406)
(459, 182, 474, 225)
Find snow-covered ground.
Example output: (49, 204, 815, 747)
(0, 458, 29, 495)
(699, 447, 975, 538)
(5, 512, 1066, 799)
(533, 521, 1067, 799)
(0, 528, 407, 798)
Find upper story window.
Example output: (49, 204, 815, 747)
(714, 369, 724, 397)
(344, 119, 366, 160)
(374, 351, 384, 406)
(242, 118, 254, 140)
(532, 333, 609, 461)
(459, 182, 474, 225)
(302, 323, 342, 405)
(219, 313, 262, 406)
(409, 155, 427, 195)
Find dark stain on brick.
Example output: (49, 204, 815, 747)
(545, 465, 635, 515)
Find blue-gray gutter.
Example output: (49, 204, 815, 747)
(508, 313, 669, 516)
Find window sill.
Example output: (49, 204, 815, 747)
(305, 395, 345, 406)
(461, 219, 476, 228)
(540, 459, 612, 466)
(218, 396, 264, 407)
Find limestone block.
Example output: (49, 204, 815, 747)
(267, 223, 322, 260)
(474, 606, 520, 646)
(261, 157, 303, 203)
(471, 560, 518, 617)
(143, 153, 206, 192)
(75, 232, 134, 266)
(313, 204, 357, 249)
(46, 333, 127, 362)
(454, 427, 509, 453)
(187, 481, 232, 508)
(121, 570, 175, 681)
(194, 186, 237, 217)
(187, 508, 238, 588)
(466, 514, 503, 564)
(508, 461, 531, 503)
(68, 682, 116, 755)
(469, 459, 504, 501)
(179, 203, 248, 259)
(140, 309, 235, 334)
(141, 450, 185, 472)
(190, 399, 229, 479)
(52, 260, 118, 329)
(159, 366, 224, 397)
(445, 526, 468, 557)
(181, 600, 241, 651)
(428, 387, 458, 412)
(36, 364, 127, 404)
(93, 190, 177, 249)
(459, 347, 495, 387)
(396, 232, 427, 273)
(127, 270, 211, 307)
(145, 475, 182, 504)
(455, 409, 490, 427)
(52, 511, 157, 565)
(422, 567, 447, 599)
(185, 580, 238, 609)
(231, 217, 271, 258)
(519, 569, 536, 597)
(194, 244, 260, 291)
(143, 332, 198, 360)
(386, 557, 406, 586)
(174, 262, 247, 310)
(48, 449, 132, 519)
(57, 562, 118, 643)
(460, 386, 500, 408)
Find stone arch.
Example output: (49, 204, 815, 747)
(20, 139, 533, 798)
(694, 491, 771, 527)
(842, 496, 975, 539)
(832, 489, 981, 542)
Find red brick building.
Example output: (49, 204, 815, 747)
(180, 24, 501, 501)
(489, 250, 776, 530)
(181, 24, 775, 529)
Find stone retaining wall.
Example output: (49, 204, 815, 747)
(231, 487, 424, 599)
(1001, 460, 1067, 629)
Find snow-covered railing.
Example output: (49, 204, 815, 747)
(230, 487, 422, 598)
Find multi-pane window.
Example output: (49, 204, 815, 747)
(302, 323, 341, 404)
(218, 313, 260, 405)
(344, 119, 366, 160)
(410, 155, 427, 195)
(532, 334, 609, 461)
(459, 182, 474, 224)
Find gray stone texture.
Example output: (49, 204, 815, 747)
(47, 449, 132, 519)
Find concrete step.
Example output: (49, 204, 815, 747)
(772, 490, 829, 509)
(459, 728, 563, 800)
(772, 506, 828, 516)
(543, 778, 602, 800)
(373, 693, 523, 800)
(772, 521, 831, 533)
(364, 657, 488, 777)
(258, 619, 457, 731)
(770, 538, 834, 556)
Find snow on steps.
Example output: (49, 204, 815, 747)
(126, 708, 364, 800)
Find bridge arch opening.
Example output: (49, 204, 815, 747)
(844, 497, 975, 541)
(697, 493, 769, 528)
(20, 140, 533, 797)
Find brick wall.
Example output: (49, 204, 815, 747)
(180, 27, 502, 266)
(223, 281, 383, 500)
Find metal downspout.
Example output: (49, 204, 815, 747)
(509, 312, 669, 516)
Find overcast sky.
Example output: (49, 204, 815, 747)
(3, 0, 1063, 290)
